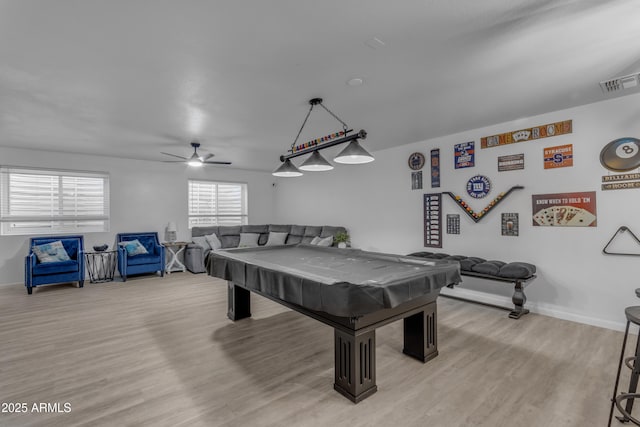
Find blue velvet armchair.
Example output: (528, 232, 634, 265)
(24, 235, 85, 294)
(116, 232, 165, 281)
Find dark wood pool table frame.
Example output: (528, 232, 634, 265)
(227, 281, 440, 403)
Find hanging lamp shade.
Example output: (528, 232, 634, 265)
(272, 159, 303, 177)
(299, 151, 334, 171)
(333, 140, 375, 164)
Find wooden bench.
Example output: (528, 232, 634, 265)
(408, 252, 537, 319)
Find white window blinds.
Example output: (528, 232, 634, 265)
(188, 180, 247, 228)
(0, 167, 110, 235)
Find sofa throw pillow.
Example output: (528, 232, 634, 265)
(33, 240, 71, 263)
(316, 236, 334, 247)
(265, 231, 288, 246)
(120, 239, 148, 256)
(205, 233, 222, 250)
(238, 232, 260, 248)
(192, 236, 211, 250)
(310, 236, 322, 245)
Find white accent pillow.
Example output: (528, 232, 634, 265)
(238, 232, 260, 248)
(310, 236, 322, 245)
(265, 232, 288, 246)
(192, 236, 211, 250)
(316, 236, 334, 247)
(205, 233, 222, 250)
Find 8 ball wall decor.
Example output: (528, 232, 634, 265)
(600, 137, 640, 172)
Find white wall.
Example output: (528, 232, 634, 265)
(274, 92, 640, 331)
(0, 147, 277, 285)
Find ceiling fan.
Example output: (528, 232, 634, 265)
(161, 142, 231, 167)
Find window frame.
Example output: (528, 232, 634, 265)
(187, 179, 248, 228)
(0, 166, 110, 236)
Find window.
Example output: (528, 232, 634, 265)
(188, 180, 247, 228)
(0, 167, 110, 235)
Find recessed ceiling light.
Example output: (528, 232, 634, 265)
(347, 77, 364, 86)
(365, 37, 386, 50)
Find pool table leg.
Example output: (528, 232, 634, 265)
(403, 303, 438, 362)
(227, 282, 251, 321)
(334, 329, 377, 403)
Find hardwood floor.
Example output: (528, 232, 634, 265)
(0, 274, 625, 426)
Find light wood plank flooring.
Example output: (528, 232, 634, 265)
(0, 273, 626, 426)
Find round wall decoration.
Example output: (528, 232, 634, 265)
(466, 175, 491, 198)
(600, 137, 640, 172)
(408, 152, 426, 170)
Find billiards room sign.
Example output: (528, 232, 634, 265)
(602, 173, 640, 191)
(600, 137, 640, 190)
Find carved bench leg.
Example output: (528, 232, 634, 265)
(509, 280, 530, 319)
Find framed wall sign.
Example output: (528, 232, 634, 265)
(498, 154, 525, 172)
(423, 193, 442, 248)
(532, 191, 597, 227)
(481, 120, 572, 149)
(466, 175, 491, 199)
(430, 149, 440, 188)
(454, 142, 474, 169)
(446, 214, 460, 234)
(411, 171, 423, 190)
(408, 152, 426, 170)
(501, 213, 519, 236)
(544, 144, 573, 169)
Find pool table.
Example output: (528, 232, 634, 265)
(209, 245, 461, 403)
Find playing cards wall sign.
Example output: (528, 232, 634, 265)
(531, 191, 596, 227)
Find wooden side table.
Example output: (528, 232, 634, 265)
(85, 250, 117, 283)
(163, 241, 188, 274)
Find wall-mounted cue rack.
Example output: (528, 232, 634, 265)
(442, 186, 524, 223)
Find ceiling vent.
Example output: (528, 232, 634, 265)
(600, 73, 640, 93)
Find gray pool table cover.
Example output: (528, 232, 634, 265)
(209, 245, 461, 317)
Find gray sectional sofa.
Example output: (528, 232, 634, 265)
(184, 224, 347, 273)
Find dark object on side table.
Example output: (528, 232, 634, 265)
(93, 244, 108, 252)
(24, 235, 85, 294)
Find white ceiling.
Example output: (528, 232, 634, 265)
(1, 0, 640, 171)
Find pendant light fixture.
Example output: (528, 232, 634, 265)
(272, 98, 373, 177)
(272, 159, 303, 177)
(299, 151, 334, 171)
(334, 140, 375, 164)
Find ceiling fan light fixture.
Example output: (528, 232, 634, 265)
(299, 151, 334, 171)
(272, 159, 303, 177)
(333, 140, 375, 164)
(187, 153, 203, 167)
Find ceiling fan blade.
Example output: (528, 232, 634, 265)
(203, 161, 232, 165)
(200, 153, 215, 161)
(161, 152, 188, 160)
(162, 160, 187, 163)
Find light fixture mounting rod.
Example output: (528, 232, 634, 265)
(280, 129, 367, 162)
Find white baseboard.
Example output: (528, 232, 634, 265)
(0, 281, 21, 288)
(440, 287, 627, 332)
